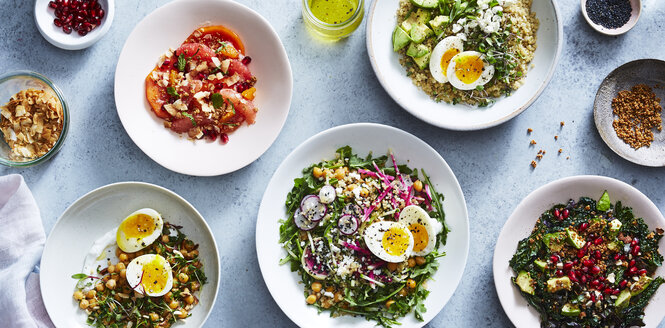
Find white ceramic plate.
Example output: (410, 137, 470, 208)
(34, 0, 115, 50)
(114, 0, 292, 176)
(40, 182, 220, 328)
(256, 123, 469, 327)
(493, 176, 665, 328)
(366, 0, 563, 130)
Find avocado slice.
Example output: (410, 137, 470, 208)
(409, 0, 439, 9)
(546, 276, 572, 293)
(410, 23, 434, 44)
(615, 289, 631, 309)
(597, 191, 611, 211)
(609, 219, 622, 237)
(429, 15, 450, 36)
(406, 43, 430, 58)
(393, 26, 412, 51)
(561, 303, 581, 317)
(401, 9, 431, 33)
(515, 271, 535, 295)
(543, 231, 566, 252)
(534, 259, 547, 272)
(630, 276, 653, 296)
(412, 51, 431, 70)
(566, 228, 586, 249)
(607, 241, 620, 252)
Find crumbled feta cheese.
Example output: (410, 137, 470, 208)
(607, 273, 616, 284)
(172, 99, 188, 112)
(452, 24, 463, 33)
(222, 73, 241, 87)
(157, 54, 166, 67)
(211, 57, 221, 68)
(323, 291, 334, 298)
(220, 59, 231, 74)
(193, 91, 210, 101)
(163, 104, 178, 116)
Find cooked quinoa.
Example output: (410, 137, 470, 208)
(396, 0, 539, 106)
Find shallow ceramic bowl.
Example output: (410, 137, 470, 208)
(0, 71, 68, 167)
(114, 0, 292, 176)
(580, 0, 641, 36)
(366, 0, 562, 130)
(256, 123, 469, 327)
(594, 59, 665, 167)
(34, 0, 115, 50)
(40, 182, 220, 327)
(494, 175, 665, 328)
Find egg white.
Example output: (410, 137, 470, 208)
(363, 221, 414, 263)
(447, 51, 495, 90)
(126, 254, 174, 297)
(429, 36, 464, 83)
(116, 208, 163, 253)
(398, 205, 441, 256)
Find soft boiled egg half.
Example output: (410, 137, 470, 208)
(126, 254, 174, 297)
(446, 51, 495, 90)
(363, 221, 414, 263)
(398, 205, 443, 256)
(429, 36, 464, 84)
(116, 208, 163, 253)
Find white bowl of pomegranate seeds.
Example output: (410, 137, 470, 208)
(34, 0, 114, 50)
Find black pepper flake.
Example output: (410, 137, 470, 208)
(586, 0, 631, 29)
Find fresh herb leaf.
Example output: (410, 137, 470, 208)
(182, 113, 196, 126)
(224, 98, 236, 115)
(71, 273, 87, 279)
(166, 86, 180, 99)
(211, 93, 224, 109)
(177, 53, 186, 72)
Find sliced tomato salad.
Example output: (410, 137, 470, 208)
(145, 25, 257, 143)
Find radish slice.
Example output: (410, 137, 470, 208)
(301, 237, 329, 280)
(343, 203, 363, 218)
(293, 208, 318, 231)
(318, 185, 336, 204)
(301, 195, 326, 222)
(338, 214, 359, 235)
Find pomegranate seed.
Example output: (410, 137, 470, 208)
(572, 259, 579, 266)
(638, 269, 647, 276)
(81, 2, 88, 9)
(613, 289, 621, 295)
(95, 2, 101, 10)
(556, 270, 564, 277)
(579, 222, 589, 231)
(241, 56, 252, 65)
(553, 208, 560, 217)
(581, 275, 587, 283)
(65, 14, 73, 22)
(619, 280, 628, 288)
(62, 0, 68, 6)
(591, 279, 599, 287)
(629, 259, 636, 267)
(550, 255, 559, 263)
(590, 292, 595, 302)
(563, 262, 573, 270)
(631, 238, 639, 246)
(594, 237, 603, 245)
(54, 18, 63, 27)
(220, 133, 229, 144)
(76, 15, 84, 22)
(632, 245, 640, 255)
(562, 209, 569, 219)
(583, 259, 594, 267)
(569, 271, 578, 282)
(604, 288, 612, 294)
(591, 266, 601, 275)
(577, 249, 586, 259)
(98, 8, 104, 18)
(62, 25, 72, 34)
(628, 266, 638, 275)
(594, 250, 602, 259)
(613, 253, 621, 260)
(49, 1, 58, 9)
(598, 294, 604, 301)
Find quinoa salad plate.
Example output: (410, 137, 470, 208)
(256, 123, 469, 327)
(366, 0, 562, 130)
(493, 176, 665, 328)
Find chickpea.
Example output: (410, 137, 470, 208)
(311, 282, 322, 293)
(105, 279, 117, 290)
(312, 167, 323, 178)
(169, 300, 180, 309)
(95, 283, 104, 292)
(398, 289, 408, 297)
(116, 262, 126, 270)
(178, 273, 189, 283)
(164, 292, 173, 303)
(180, 250, 188, 258)
(347, 184, 357, 191)
(107, 264, 116, 274)
(87, 299, 97, 308)
(415, 256, 426, 266)
(326, 286, 334, 293)
(73, 291, 84, 301)
(177, 309, 188, 319)
(79, 299, 89, 309)
(387, 262, 398, 272)
(407, 258, 416, 268)
(413, 180, 423, 192)
(322, 301, 332, 309)
(334, 292, 344, 302)
(161, 235, 170, 243)
(185, 295, 195, 305)
(360, 188, 369, 198)
(187, 249, 199, 259)
(334, 168, 345, 180)
(149, 313, 160, 322)
(191, 282, 201, 291)
(385, 300, 395, 308)
(118, 253, 128, 262)
(407, 279, 416, 289)
(86, 290, 96, 299)
(306, 294, 317, 304)
(120, 269, 127, 279)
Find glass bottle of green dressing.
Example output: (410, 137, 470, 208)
(302, 0, 364, 41)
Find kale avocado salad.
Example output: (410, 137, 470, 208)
(510, 192, 664, 328)
(278, 146, 449, 327)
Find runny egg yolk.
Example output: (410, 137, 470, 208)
(440, 48, 461, 78)
(141, 257, 170, 294)
(453, 55, 485, 84)
(408, 223, 429, 253)
(382, 226, 411, 256)
(119, 213, 157, 239)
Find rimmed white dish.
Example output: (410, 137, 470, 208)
(114, 0, 292, 176)
(256, 123, 469, 327)
(40, 182, 220, 328)
(34, 0, 115, 50)
(493, 175, 665, 328)
(366, 0, 563, 131)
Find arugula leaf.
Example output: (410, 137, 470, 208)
(166, 86, 179, 99)
(177, 53, 186, 72)
(210, 93, 224, 109)
(182, 113, 196, 126)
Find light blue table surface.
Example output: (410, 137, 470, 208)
(2, 0, 665, 327)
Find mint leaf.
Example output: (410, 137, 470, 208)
(211, 93, 224, 109)
(177, 53, 186, 72)
(225, 98, 235, 115)
(166, 86, 179, 99)
(71, 273, 87, 279)
(182, 113, 196, 126)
